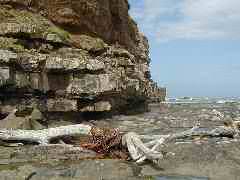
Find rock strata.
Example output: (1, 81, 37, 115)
(0, 0, 165, 121)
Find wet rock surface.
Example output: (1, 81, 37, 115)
(91, 102, 240, 180)
(94, 102, 239, 135)
(0, 102, 239, 179)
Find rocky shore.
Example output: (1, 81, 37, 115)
(0, 102, 239, 179)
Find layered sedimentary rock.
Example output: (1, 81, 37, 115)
(0, 0, 165, 120)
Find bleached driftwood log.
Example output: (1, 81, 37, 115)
(123, 124, 239, 164)
(0, 124, 92, 144)
(0, 121, 239, 164)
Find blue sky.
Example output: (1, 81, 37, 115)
(129, 0, 240, 97)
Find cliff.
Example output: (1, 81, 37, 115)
(0, 0, 165, 122)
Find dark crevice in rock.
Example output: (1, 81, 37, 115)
(3, 33, 32, 41)
(0, 2, 30, 11)
(88, 49, 108, 57)
(47, 69, 105, 75)
(25, 172, 37, 180)
(81, 111, 112, 121)
(0, 113, 8, 120)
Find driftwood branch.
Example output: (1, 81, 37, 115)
(0, 121, 239, 164)
(0, 124, 91, 144)
(123, 122, 240, 164)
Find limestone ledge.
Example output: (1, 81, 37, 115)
(47, 99, 111, 112)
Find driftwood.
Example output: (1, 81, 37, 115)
(0, 121, 239, 164)
(0, 124, 92, 144)
(123, 124, 239, 164)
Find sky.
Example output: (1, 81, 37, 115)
(128, 0, 240, 98)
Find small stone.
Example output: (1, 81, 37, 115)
(100, 163, 105, 167)
(0, 110, 31, 129)
(80, 101, 112, 112)
(31, 108, 43, 121)
(47, 99, 78, 112)
(46, 33, 63, 43)
(0, 66, 10, 87)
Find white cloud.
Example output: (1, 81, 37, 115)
(129, 0, 240, 42)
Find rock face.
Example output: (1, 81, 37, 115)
(0, 0, 165, 121)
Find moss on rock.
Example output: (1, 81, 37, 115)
(0, 37, 25, 52)
(72, 34, 107, 52)
(45, 26, 71, 42)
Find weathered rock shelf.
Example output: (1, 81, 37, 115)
(0, 103, 240, 180)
